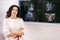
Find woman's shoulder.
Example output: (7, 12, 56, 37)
(4, 18, 9, 21)
(19, 18, 24, 22)
(3, 18, 10, 22)
(18, 17, 23, 20)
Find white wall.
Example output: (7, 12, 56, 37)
(24, 22, 60, 40)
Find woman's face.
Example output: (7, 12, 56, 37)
(11, 7, 18, 17)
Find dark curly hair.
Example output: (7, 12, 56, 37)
(6, 5, 20, 18)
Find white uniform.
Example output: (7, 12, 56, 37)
(3, 18, 25, 40)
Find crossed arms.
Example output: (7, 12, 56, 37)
(7, 27, 24, 38)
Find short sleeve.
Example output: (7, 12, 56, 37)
(3, 19, 9, 37)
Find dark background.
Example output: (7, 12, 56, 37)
(19, 0, 60, 23)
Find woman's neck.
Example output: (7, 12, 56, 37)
(10, 16, 18, 19)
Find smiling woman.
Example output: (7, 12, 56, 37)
(3, 5, 25, 40)
(10, 7, 18, 18)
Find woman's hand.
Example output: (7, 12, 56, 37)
(7, 30, 18, 37)
(18, 27, 24, 36)
(7, 33, 17, 37)
(18, 31, 24, 36)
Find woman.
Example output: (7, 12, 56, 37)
(3, 5, 25, 40)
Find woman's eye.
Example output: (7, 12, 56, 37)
(16, 10, 18, 11)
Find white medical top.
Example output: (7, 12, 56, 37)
(3, 18, 25, 37)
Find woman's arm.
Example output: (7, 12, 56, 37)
(18, 18, 25, 36)
(3, 19, 10, 37)
(3, 19, 18, 37)
(7, 30, 18, 37)
(18, 27, 24, 35)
